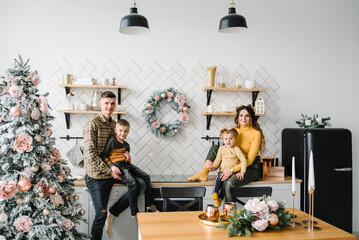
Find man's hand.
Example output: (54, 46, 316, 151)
(123, 151, 131, 163)
(110, 166, 122, 180)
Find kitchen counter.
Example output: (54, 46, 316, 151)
(73, 175, 301, 187)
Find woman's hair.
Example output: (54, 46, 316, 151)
(234, 104, 266, 155)
(219, 128, 238, 139)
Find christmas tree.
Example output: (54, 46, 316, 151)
(0, 56, 89, 239)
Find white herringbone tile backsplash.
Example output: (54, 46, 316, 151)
(47, 58, 280, 177)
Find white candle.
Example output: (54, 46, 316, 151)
(292, 156, 296, 192)
(308, 150, 315, 191)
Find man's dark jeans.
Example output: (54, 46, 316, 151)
(85, 175, 146, 240)
(114, 161, 155, 216)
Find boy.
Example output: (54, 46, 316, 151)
(100, 119, 158, 236)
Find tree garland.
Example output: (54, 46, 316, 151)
(142, 88, 190, 137)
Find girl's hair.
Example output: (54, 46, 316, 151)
(219, 128, 238, 139)
(234, 104, 266, 155)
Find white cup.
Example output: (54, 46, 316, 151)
(208, 104, 214, 113)
(245, 80, 256, 89)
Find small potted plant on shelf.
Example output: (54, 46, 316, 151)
(295, 114, 331, 128)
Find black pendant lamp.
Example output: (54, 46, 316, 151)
(119, 0, 150, 35)
(219, 1, 247, 33)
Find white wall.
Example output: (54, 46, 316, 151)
(1, 0, 358, 231)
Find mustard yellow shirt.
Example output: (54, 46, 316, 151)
(213, 146, 247, 173)
(232, 125, 262, 173)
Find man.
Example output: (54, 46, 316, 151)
(83, 91, 145, 240)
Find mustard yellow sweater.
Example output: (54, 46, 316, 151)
(232, 125, 261, 173)
(213, 146, 247, 173)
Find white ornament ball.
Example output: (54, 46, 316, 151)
(161, 93, 166, 98)
(34, 135, 42, 143)
(31, 165, 39, 172)
(145, 110, 150, 115)
(61, 210, 67, 216)
(43, 208, 50, 215)
(1, 163, 9, 171)
(74, 194, 79, 200)
(0, 212, 8, 222)
(16, 196, 24, 205)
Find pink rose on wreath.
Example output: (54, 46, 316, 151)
(153, 95, 160, 102)
(39, 95, 48, 113)
(31, 73, 41, 86)
(146, 103, 152, 109)
(179, 112, 189, 123)
(30, 108, 41, 120)
(175, 94, 185, 105)
(0, 211, 8, 222)
(152, 120, 161, 128)
(160, 127, 166, 133)
(0, 180, 17, 200)
(178, 105, 184, 111)
(9, 86, 23, 98)
(10, 106, 22, 117)
(50, 148, 61, 159)
(167, 97, 172, 102)
(13, 215, 33, 233)
(161, 93, 166, 98)
(62, 219, 74, 230)
(13, 133, 33, 153)
(244, 198, 269, 218)
(251, 219, 268, 232)
(267, 200, 279, 212)
(167, 92, 174, 98)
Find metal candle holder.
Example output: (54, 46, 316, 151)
(303, 187, 321, 231)
(288, 191, 302, 227)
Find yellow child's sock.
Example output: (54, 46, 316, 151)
(215, 199, 222, 206)
(188, 167, 209, 181)
(211, 192, 218, 200)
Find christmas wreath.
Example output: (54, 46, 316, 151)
(142, 88, 190, 137)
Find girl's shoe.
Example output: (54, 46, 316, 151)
(211, 192, 218, 200)
(215, 199, 222, 206)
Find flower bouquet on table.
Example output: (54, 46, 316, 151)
(216, 195, 295, 237)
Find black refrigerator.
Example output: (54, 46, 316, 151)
(282, 128, 352, 233)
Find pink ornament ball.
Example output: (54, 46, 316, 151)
(17, 179, 32, 192)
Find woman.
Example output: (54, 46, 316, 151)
(188, 104, 265, 201)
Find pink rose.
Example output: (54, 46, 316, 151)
(39, 96, 48, 113)
(267, 200, 279, 212)
(31, 73, 41, 86)
(244, 198, 269, 217)
(12, 133, 33, 153)
(50, 148, 61, 159)
(175, 94, 185, 105)
(0, 181, 17, 200)
(146, 103, 152, 109)
(9, 86, 23, 98)
(13, 215, 33, 233)
(153, 95, 160, 101)
(251, 219, 268, 231)
(152, 120, 161, 128)
(167, 97, 172, 102)
(30, 108, 41, 120)
(10, 106, 22, 117)
(179, 112, 189, 123)
(161, 93, 166, 98)
(179, 105, 184, 111)
(160, 127, 166, 133)
(167, 92, 174, 98)
(62, 219, 74, 230)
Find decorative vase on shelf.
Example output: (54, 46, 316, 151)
(206, 66, 217, 87)
(90, 89, 103, 111)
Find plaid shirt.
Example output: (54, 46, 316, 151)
(83, 114, 116, 179)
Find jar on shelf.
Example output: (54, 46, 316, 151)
(65, 93, 74, 110)
(235, 78, 242, 89)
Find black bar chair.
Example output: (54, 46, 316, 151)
(229, 187, 273, 206)
(160, 187, 206, 212)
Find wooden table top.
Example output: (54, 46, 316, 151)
(137, 209, 355, 240)
(74, 175, 301, 187)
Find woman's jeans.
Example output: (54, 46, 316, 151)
(85, 175, 146, 240)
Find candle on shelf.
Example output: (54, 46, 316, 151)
(292, 156, 296, 193)
(308, 150, 315, 191)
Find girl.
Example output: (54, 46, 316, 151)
(209, 128, 247, 206)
